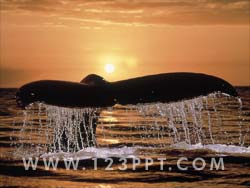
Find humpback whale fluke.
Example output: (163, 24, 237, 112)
(16, 72, 238, 108)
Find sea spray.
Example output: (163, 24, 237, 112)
(45, 106, 100, 152)
(12, 92, 249, 157)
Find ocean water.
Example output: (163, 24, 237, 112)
(0, 87, 249, 188)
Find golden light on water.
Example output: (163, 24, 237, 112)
(100, 138, 120, 144)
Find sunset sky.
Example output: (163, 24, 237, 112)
(0, 0, 249, 87)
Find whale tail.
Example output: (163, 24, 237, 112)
(16, 73, 238, 108)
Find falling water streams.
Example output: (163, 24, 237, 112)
(12, 92, 250, 158)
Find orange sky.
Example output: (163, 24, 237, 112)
(0, 0, 249, 87)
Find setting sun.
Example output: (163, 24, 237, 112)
(104, 63, 115, 74)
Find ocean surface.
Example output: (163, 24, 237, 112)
(0, 87, 249, 188)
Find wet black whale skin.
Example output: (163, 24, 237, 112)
(16, 72, 238, 108)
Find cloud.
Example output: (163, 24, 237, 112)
(0, 0, 59, 11)
(0, 0, 249, 25)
